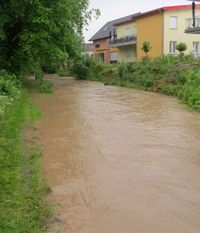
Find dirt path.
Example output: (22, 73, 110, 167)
(31, 75, 200, 233)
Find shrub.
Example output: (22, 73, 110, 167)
(72, 58, 90, 80)
(0, 96, 11, 118)
(0, 70, 21, 118)
(176, 42, 187, 54)
(57, 67, 71, 77)
(72, 54, 200, 111)
(178, 69, 200, 109)
(141, 41, 152, 58)
(176, 42, 187, 61)
(118, 63, 126, 86)
(39, 81, 52, 93)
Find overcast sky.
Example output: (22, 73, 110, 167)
(83, 0, 192, 42)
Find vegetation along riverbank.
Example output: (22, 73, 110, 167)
(0, 0, 95, 232)
(72, 54, 200, 111)
(0, 71, 51, 232)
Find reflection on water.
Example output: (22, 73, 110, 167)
(31, 75, 200, 233)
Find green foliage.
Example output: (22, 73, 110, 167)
(0, 91, 51, 232)
(39, 81, 53, 94)
(178, 69, 200, 110)
(73, 56, 96, 80)
(57, 67, 72, 77)
(141, 41, 152, 57)
(0, 70, 20, 118)
(176, 42, 187, 61)
(0, 0, 96, 77)
(73, 55, 200, 111)
(118, 63, 126, 86)
(176, 42, 187, 53)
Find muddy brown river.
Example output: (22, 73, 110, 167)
(31, 75, 200, 233)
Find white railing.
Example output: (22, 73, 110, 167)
(186, 17, 200, 29)
(109, 35, 137, 47)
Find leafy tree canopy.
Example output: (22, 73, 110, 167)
(0, 0, 98, 77)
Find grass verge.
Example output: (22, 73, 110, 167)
(0, 90, 51, 233)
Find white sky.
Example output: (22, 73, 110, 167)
(83, 0, 192, 42)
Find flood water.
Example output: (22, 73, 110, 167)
(31, 75, 200, 233)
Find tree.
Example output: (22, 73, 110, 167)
(176, 42, 187, 61)
(0, 0, 98, 78)
(141, 41, 152, 58)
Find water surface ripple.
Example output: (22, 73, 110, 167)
(32, 75, 200, 233)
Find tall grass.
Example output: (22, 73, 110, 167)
(0, 89, 51, 232)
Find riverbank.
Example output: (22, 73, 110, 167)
(0, 89, 51, 232)
(72, 55, 200, 111)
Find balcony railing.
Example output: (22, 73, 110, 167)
(109, 35, 137, 47)
(185, 17, 200, 34)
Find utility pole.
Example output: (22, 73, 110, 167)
(192, 1, 196, 27)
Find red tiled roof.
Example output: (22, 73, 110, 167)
(115, 4, 200, 24)
(136, 4, 200, 19)
(164, 4, 200, 11)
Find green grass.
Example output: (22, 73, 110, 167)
(0, 90, 51, 233)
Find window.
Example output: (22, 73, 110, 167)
(169, 41, 177, 54)
(170, 16, 177, 29)
(193, 42, 199, 54)
(110, 52, 117, 62)
(95, 41, 100, 49)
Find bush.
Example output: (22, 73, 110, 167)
(72, 54, 200, 111)
(39, 81, 52, 93)
(178, 69, 200, 110)
(0, 70, 21, 118)
(57, 67, 71, 77)
(176, 42, 187, 54)
(73, 56, 100, 80)
(73, 58, 90, 80)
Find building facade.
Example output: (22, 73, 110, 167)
(163, 5, 200, 57)
(92, 38, 117, 64)
(108, 4, 200, 61)
(89, 13, 140, 64)
(109, 17, 139, 62)
(185, 1, 200, 34)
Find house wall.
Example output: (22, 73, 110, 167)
(163, 8, 200, 55)
(117, 21, 137, 38)
(93, 39, 117, 64)
(137, 13, 164, 60)
(117, 45, 137, 62)
(115, 21, 137, 62)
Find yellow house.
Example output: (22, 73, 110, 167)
(109, 13, 141, 62)
(163, 5, 200, 56)
(110, 4, 200, 61)
(185, 1, 200, 34)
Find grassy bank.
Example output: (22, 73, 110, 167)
(0, 89, 51, 232)
(72, 55, 200, 111)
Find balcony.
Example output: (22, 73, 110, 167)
(109, 35, 137, 48)
(185, 17, 200, 34)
